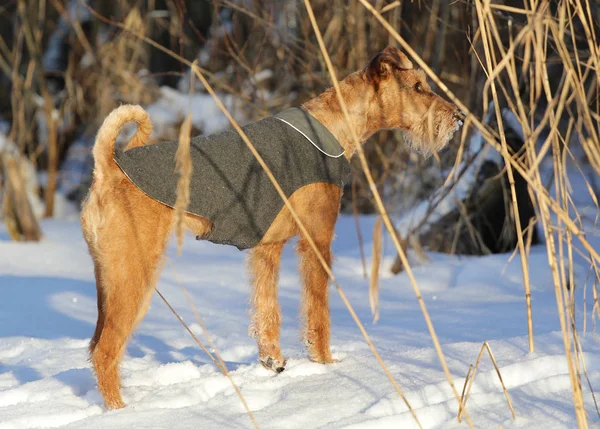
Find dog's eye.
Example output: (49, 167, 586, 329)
(414, 82, 425, 93)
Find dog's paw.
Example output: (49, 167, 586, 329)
(260, 356, 287, 373)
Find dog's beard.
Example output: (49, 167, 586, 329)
(403, 115, 462, 158)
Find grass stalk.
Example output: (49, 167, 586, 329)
(155, 287, 260, 429)
(457, 342, 516, 422)
(476, 0, 534, 352)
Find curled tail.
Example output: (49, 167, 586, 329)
(92, 104, 152, 179)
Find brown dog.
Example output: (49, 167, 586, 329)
(81, 46, 463, 409)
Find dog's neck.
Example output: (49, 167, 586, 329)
(301, 72, 377, 160)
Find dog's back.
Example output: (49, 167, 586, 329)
(112, 115, 350, 249)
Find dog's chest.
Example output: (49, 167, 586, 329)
(114, 111, 351, 250)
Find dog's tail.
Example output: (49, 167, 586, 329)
(92, 104, 152, 179)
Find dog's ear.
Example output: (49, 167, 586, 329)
(366, 47, 413, 81)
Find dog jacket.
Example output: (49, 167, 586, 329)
(114, 108, 351, 250)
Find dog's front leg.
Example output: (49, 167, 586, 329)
(248, 242, 286, 372)
(297, 236, 335, 364)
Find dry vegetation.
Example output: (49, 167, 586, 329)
(1, 0, 600, 427)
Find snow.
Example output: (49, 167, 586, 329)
(146, 86, 245, 141)
(1, 205, 600, 428)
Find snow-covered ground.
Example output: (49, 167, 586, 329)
(1, 196, 600, 429)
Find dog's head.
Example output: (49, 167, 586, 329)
(363, 46, 463, 156)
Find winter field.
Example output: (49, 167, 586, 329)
(1, 0, 599, 427)
(1, 178, 600, 428)
(1, 76, 599, 429)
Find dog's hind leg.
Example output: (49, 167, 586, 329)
(86, 185, 173, 409)
(89, 265, 105, 353)
(249, 242, 287, 372)
(81, 197, 105, 355)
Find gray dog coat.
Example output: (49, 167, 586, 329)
(114, 108, 351, 250)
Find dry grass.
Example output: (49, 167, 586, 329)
(357, 1, 599, 426)
(473, 0, 534, 353)
(174, 114, 192, 254)
(369, 216, 382, 324)
(457, 341, 516, 423)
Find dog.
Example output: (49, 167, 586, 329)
(81, 46, 463, 409)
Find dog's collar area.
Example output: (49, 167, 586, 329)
(274, 108, 345, 158)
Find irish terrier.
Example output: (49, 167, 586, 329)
(81, 46, 463, 409)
